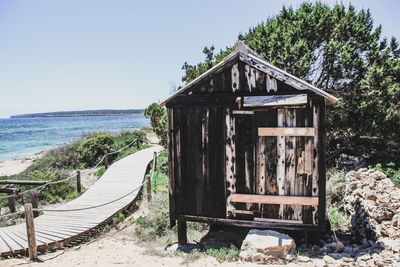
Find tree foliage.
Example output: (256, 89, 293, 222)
(144, 103, 167, 147)
(181, 2, 400, 164)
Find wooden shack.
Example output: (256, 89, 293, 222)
(161, 41, 338, 244)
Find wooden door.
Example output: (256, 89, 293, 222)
(226, 107, 318, 224)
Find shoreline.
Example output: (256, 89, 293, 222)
(0, 151, 46, 177)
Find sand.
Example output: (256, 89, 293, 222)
(0, 202, 261, 267)
(0, 152, 46, 177)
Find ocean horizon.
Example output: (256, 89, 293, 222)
(0, 114, 149, 161)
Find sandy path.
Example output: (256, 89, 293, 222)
(0, 207, 260, 267)
(0, 152, 46, 177)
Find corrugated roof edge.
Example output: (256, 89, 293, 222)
(161, 41, 338, 106)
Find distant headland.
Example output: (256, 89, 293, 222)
(10, 109, 145, 118)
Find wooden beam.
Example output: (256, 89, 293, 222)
(243, 94, 307, 107)
(176, 215, 319, 231)
(230, 194, 319, 206)
(258, 127, 315, 137)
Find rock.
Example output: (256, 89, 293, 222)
(372, 206, 394, 222)
(239, 229, 295, 264)
(329, 252, 351, 260)
(323, 255, 335, 264)
(380, 238, 400, 252)
(336, 241, 345, 253)
(377, 178, 395, 190)
(342, 257, 355, 263)
(313, 259, 327, 267)
(297, 255, 311, 262)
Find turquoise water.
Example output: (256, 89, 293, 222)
(0, 114, 149, 161)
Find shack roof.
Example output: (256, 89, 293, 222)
(161, 41, 338, 106)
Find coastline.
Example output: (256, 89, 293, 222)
(0, 151, 46, 177)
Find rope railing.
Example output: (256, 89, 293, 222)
(0, 135, 151, 211)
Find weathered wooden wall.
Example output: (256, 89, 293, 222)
(167, 58, 326, 230)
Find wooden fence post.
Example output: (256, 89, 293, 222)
(136, 138, 140, 149)
(152, 152, 157, 192)
(8, 193, 16, 213)
(28, 190, 39, 218)
(146, 174, 151, 202)
(105, 153, 109, 169)
(24, 203, 38, 261)
(77, 170, 81, 193)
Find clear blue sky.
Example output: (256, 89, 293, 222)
(0, 0, 399, 118)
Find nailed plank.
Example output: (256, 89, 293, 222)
(277, 108, 286, 219)
(294, 109, 305, 221)
(266, 75, 278, 92)
(230, 194, 319, 206)
(232, 110, 254, 115)
(312, 104, 320, 225)
(202, 108, 209, 216)
(167, 108, 176, 227)
(225, 108, 236, 218)
(244, 65, 256, 92)
(177, 215, 319, 231)
(231, 63, 239, 92)
(258, 127, 315, 136)
(244, 94, 307, 107)
(284, 109, 296, 220)
(302, 106, 313, 224)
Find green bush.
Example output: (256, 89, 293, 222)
(76, 133, 114, 167)
(373, 162, 400, 186)
(328, 208, 350, 231)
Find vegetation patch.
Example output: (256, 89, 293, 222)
(372, 162, 400, 186)
(0, 129, 148, 215)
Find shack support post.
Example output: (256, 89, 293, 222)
(28, 190, 39, 218)
(146, 174, 151, 202)
(177, 220, 187, 246)
(24, 203, 38, 261)
(76, 170, 81, 193)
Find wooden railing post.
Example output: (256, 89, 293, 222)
(24, 203, 38, 261)
(7, 192, 16, 213)
(105, 153, 109, 169)
(146, 174, 151, 202)
(152, 151, 157, 192)
(28, 190, 39, 218)
(77, 170, 81, 193)
(136, 138, 140, 149)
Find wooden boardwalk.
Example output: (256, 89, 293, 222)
(0, 146, 162, 256)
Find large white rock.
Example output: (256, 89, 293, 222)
(239, 229, 296, 264)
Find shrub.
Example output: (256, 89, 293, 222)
(76, 133, 114, 167)
(373, 162, 400, 186)
(328, 208, 350, 232)
(326, 170, 346, 209)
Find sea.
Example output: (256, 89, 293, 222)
(0, 114, 149, 161)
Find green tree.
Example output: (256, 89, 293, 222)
(145, 103, 167, 147)
(181, 2, 400, 165)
